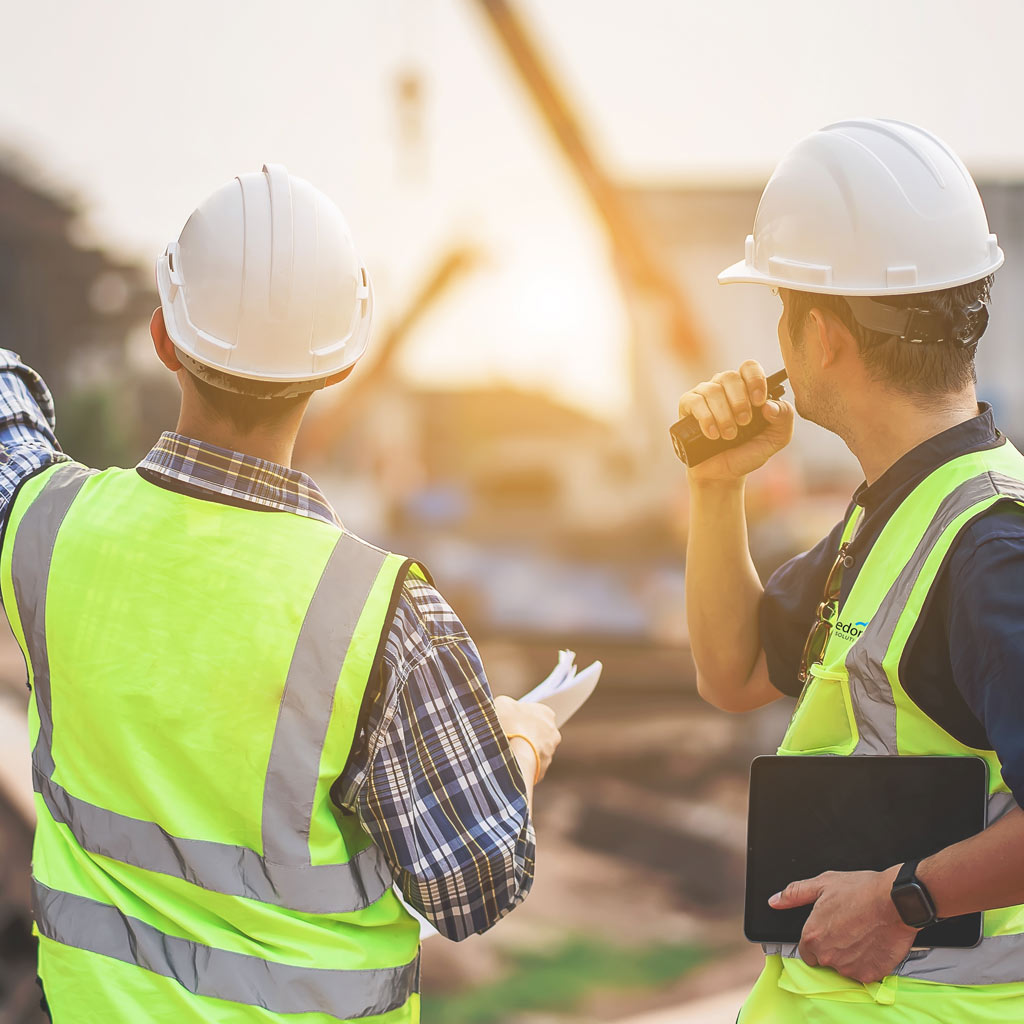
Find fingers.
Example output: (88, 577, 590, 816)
(535, 726, 562, 783)
(798, 942, 819, 968)
(677, 363, 765, 441)
(678, 391, 719, 440)
(739, 360, 767, 406)
(770, 874, 826, 909)
(761, 400, 796, 457)
(796, 906, 826, 969)
(682, 378, 743, 440)
(712, 371, 753, 429)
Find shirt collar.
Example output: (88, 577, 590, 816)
(852, 403, 1002, 517)
(138, 431, 340, 527)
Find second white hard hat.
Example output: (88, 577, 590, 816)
(156, 164, 373, 396)
(719, 119, 1003, 296)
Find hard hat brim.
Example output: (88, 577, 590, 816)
(156, 246, 373, 384)
(717, 253, 1004, 296)
(717, 259, 788, 289)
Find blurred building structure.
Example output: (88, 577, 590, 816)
(0, 160, 155, 1024)
(0, 159, 156, 467)
(304, 178, 1024, 655)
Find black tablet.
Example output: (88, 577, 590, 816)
(745, 755, 987, 948)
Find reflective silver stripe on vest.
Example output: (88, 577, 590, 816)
(897, 933, 1024, 985)
(33, 880, 418, 1019)
(762, 940, 797, 960)
(13, 463, 395, 914)
(12, 464, 97, 781)
(262, 534, 388, 863)
(772, 471, 1024, 984)
(847, 471, 1024, 758)
(987, 791, 1018, 827)
(768, 933, 1024, 986)
(31, 767, 392, 911)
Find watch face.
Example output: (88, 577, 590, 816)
(892, 883, 933, 929)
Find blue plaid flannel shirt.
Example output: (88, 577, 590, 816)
(0, 348, 534, 941)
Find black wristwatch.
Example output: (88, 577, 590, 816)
(890, 859, 939, 929)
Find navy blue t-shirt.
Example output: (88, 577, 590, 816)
(760, 405, 1024, 809)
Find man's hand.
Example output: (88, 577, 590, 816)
(493, 696, 561, 784)
(770, 866, 918, 984)
(677, 360, 794, 484)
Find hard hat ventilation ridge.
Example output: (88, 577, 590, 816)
(156, 165, 374, 388)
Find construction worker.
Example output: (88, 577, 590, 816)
(681, 120, 1024, 1021)
(0, 164, 561, 1022)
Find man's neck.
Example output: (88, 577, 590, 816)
(174, 414, 298, 468)
(843, 389, 980, 486)
(172, 376, 308, 468)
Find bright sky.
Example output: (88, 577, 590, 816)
(2, 0, 1023, 416)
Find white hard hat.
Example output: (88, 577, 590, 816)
(156, 164, 373, 397)
(719, 119, 1003, 296)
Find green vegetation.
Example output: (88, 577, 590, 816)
(421, 936, 709, 1024)
(59, 386, 136, 469)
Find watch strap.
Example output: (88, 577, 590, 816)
(892, 858, 939, 928)
(895, 858, 922, 888)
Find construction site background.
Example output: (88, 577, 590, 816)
(1, 3, 1023, 1022)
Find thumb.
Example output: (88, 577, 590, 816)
(770, 875, 826, 909)
(761, 399, 793, 423)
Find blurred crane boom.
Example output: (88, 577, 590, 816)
(296, 245, 481, 460)
(470, 0, 706, 365)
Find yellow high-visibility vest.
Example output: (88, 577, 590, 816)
(3, 462, 423, 1023)
(741, 440, 1024, 1022)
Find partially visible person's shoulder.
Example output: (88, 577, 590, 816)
(382, 575, 472, 677)
(956, 500, 1024, 553)
(943, 500, 1024, 599)
(400, 576, 470, 639)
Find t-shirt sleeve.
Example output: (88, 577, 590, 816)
(946, 503, 1024, 809)
(759, 517, 847, 698)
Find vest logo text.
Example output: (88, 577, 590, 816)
(833, 620, 868, 642)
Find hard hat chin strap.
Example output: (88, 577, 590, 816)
(843, 296, 989, 349)
(176, 349, 328, 399)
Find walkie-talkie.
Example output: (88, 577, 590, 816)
(670, 369, 788, 467)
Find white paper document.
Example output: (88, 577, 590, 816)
(519, 649, 603, 727)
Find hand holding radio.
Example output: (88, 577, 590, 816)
(671, 361, 794, 480)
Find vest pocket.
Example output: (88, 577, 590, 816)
(779, 666, 858, 755)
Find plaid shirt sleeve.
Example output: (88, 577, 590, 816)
(0, 349, 68, 525)
(334, 577, 536, 942)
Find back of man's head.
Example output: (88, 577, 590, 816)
(155, 164, 373, 424)
(783, 276, 993, 399)
(719, 119, 1003, 402)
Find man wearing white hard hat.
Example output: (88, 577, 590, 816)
(0, 165, 560, 1022)
(680, 120, 1024, 1020)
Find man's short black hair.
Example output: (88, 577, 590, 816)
(784, 276, 994, 398)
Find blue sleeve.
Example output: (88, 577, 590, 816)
(946, 505, 1024, 809)
(759, 517, 848, 698)
(0, 349, 67, 526)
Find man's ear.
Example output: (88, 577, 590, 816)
(807, 308, 853, 370)
(150, 307, 182, 372)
